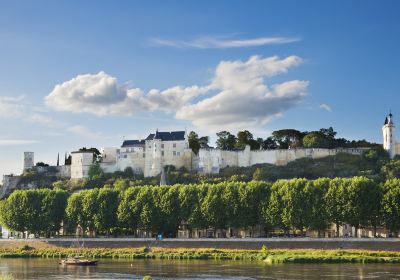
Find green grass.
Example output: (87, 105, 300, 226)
(1, 247, 400, 263)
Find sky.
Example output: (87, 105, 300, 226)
(0, 0, 399, 178)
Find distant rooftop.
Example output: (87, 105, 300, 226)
(121, 139, 145, 148)
(122, 131, 186, 147)
(150, 131, 185, 141)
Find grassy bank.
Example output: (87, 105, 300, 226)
(1, 246, 400, 263)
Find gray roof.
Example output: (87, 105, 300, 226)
(121, 140, 145, 148)
(147, 131, 185, 141)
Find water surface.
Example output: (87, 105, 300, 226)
(1, 258, 400, 279)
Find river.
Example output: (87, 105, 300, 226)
(1, 259, 400, 279)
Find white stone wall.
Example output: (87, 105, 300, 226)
(101, 147, 118, 163)
(71, 152, 94, 179)
(198, 146, 368, 174)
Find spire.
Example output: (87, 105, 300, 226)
(388, 111, 394, 125)
(57, 153, 60, 166)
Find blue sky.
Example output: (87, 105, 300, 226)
(0, 0, 399, 177)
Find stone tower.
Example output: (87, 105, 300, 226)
(383, 112, 396, 158)
(23, 151, 34, 172)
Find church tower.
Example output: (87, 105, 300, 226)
(382, 112, 396, 158)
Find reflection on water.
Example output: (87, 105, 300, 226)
(1, 258, 400, 279)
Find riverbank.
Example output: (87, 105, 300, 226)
(2, 238, 400, 251)
(1, 246, 400, 263)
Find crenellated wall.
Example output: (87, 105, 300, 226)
(198, 146, 368, 174)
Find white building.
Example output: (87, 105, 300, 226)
(382, 112, 398, 158)
(71, 151, 94, 179)
(99, 130, 194, 177)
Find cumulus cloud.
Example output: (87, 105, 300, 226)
(45, 71, 208, 115)
(45, 55, 308, 130)
(176, 55, 307, 129)
(320, 103, 332, 112)
(151, 35, 300, 49)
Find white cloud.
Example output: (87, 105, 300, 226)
(0, 139, 38, 146)
(176, 56, 307, 130)
(45, 71, 208, 115)
(320, 103, 332, 112)
(45, 55, 308, 130)
(151, 35, 300, 49)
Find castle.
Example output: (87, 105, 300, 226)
(0, 112, 397, 197)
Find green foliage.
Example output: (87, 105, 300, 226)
(381, 179, 400, 234)
(216, 131, 237, 150)
(88, 163, 104, 180)
(1, 177, 399, 238)
(0, 189, 68, 235)
(303, 133, 330, 148)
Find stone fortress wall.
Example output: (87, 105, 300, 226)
(198, 146, 367, 174)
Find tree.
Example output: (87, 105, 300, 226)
(382, 179, 400, 236)
(236, 130, 254, 150)
(303, 133, 330, 148)
(271, 129, 304, 149)
(117, 187, 141, 234)
(261, 137, 278, 150)
(307, 179, 329, 237)
(188, 131, 201, 155)
(94, 189, 119, 235)
(201, 185, 227, 231)
(216, 131, 237, 150)
(157, 186, 180, 237)
(239, 181, 271, 234)
(325, 178, 347, 237)
(88, 163, 104, 180)
(66, 192, 86, 233)
(41, 189, 69, 236)
(381, 160, 400, 181)
(342, 177, 380, 237)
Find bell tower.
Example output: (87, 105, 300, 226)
(382, 112, 396, 158)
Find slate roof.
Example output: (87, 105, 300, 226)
(146, 131, 186, 141)
(121, 139, 145, 147)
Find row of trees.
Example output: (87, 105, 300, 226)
(188, 128, 380, 153)
(2, 177, 400, 238)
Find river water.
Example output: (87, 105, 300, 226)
(1, 259, 400, 279)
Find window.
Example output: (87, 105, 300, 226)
(161, 151, 164, 156)
(161, 144, 164, 149)
(173, 151, 176, 156)
(177, 152, 180, 156)
(173, 143, 176, 148)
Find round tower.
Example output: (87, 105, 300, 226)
(382, 112, 396, 158)
(23, 151, 34, 172)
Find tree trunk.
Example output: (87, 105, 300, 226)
(336, 223, 340, 237)
(354, 226, 358, 238)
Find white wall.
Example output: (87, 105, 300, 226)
(197, 147, 369, 174)
(71, 152, 94, 179)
